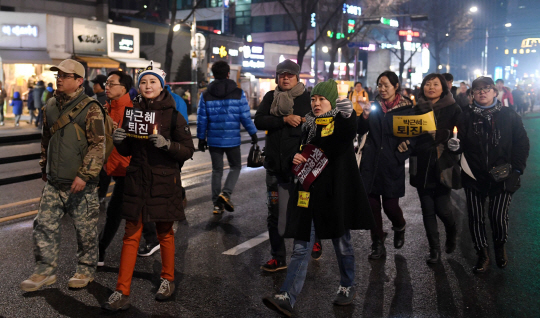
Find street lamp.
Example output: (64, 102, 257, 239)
(469, 6, 478, 13)
(173, 24, 181, 32)
(505, 23, 512, 27)
(322, 46, 329, 53)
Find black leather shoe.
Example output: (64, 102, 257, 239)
(393, 228, 405, 249)
(426, 249, 441, 264)
(473, 247, 490, 273)
(368, 240, 386, 259)
(494, 242, 508, 268)
(445, 224, 457, 254)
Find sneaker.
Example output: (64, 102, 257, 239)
(155, 278, 175, 300)
(68, 273, 94, 288)
(138, 242, 160, 257)
(0, 122, 4, 126)
(102, 291, 130, 311)
(261, 258, 287, 272)
(20, 274, 56, 292)
(262, 292, 293, 317)
(213, 203, 224, 214)
(333, 286, 356, 306)
(97, 251, 105, 267)
(217, 193, 234, 212)
(311, 242, 323, 260)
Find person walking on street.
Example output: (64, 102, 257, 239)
(102, 63, 194, 311)
(448, 76, 529, 273)
(27, 85, 36, 125)
(254, 59, 323, 273)
(262, 80, 374, 317)
(10, 92, 23, 126)
(20, 59, 106, 292)
(97, 71, 133, 267)
(495, 79, 514, 108)
(0, 81, 7, 125)
(197, 60, 258, 214)
(349, 82, 369, 116)
(456, 82, 470, 110)
(512, 85, 527, 116)
(409, 73, 461, 264)
(34, 80, 46, 128)
(358, 71, 415, 260)
(91, 74, 108, 106)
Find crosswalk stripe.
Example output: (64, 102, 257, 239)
(222, 231, 269, 256)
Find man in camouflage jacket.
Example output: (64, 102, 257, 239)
(21, 59, 105, 292)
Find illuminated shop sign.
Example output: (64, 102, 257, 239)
(521, 38, 540, 48)
(359, 44, 376, 51)
(343, 4, 361, 16)
(1, 24, 38, 37)
(398, 30, 420, 37)
(380, 17, 398, 27)
(381, 42, 423, 51)
(113, 33, 134, 53)
(242, 44, 265, 69)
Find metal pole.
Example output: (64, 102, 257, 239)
(191, 15, 198, 112)
(484, 28, 489, 75)
(354, 48, 358, 83)
(314, 7, 318, 85)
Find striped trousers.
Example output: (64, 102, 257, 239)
(464, 188, 513, 249)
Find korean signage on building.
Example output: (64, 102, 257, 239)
(242, 43, 265, 69)
(113, 33, 134, 53)
(73, 18, 107, 55)
(107, 24, 140, 59)
(208, 34, 243, 65)
(0, 12, 47, 49)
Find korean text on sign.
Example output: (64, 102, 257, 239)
(292, 144, 329, 191)
(393, 111, 436, 137)
(122, 108, 161, 139)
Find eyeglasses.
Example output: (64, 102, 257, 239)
(278, 73, 296, 79)
(472, 86, 493, 94)
(104, 82, 122, 87)
(55, 74, 75, 80)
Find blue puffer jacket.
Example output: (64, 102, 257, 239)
(197, 79, 257, 148)
(165, 85, 189, 124)
(10, 92, 23, 115)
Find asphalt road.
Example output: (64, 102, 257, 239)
(0, 117, 539, 318)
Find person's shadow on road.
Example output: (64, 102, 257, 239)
(362, 257, 389, 317)
(428, 261, 458, 317)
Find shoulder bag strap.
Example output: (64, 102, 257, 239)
(50, 96, 94, 135)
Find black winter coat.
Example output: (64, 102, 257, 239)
(456, 101, 529, 194)
(284, 111, 374, 241)
(357, 96, 415, 198)
(116, 90, 195, 222)
(254, 90, 312, 175)
(410, 95, 462, 189)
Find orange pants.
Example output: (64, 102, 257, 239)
(116, 215, 175, 295)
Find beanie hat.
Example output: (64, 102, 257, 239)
(311, 79, 339, 108)
(275, 59, 300, 84)
(137, 61, 166, 87)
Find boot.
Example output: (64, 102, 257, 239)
(445, 223, 457, 254)
(393, 226, 405, 249)
(494, 242, 508, 268)
(473, 247, 490, 274)
(368, 239, 386, 259)
(426, 248, 441, 264)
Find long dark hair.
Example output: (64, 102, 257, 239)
(376, 71, 400, 93)
(418, 73, 449, 101)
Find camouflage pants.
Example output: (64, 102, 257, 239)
(33, 182, 99, 277)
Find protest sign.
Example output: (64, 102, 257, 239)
(122, 108, 161, 139)
(292, 144, 329, 191)
(393, 111, 436, 137)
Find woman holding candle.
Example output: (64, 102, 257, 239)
(409, 73, 462, 264)
(448, 76, 529, 273)
(102, 62, 195, 311)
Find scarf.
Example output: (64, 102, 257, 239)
(302, 108, 339, 145)
(270, 82, 306, 116)
(54, 87, 84, 111)
(380, 94, 401, 113)
(471, 98, 502, 147)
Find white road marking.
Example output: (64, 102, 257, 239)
(222, 231, 269, 255)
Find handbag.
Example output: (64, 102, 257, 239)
(489, 163, 512, 182)
(247, 143, 265, 168)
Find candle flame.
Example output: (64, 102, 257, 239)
(453, 127, 457, 133)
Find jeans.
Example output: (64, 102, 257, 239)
(0, 103, 4, 122)
(265, 170, 290, 262)
(98, 177, 125, 255)
(14, 114, 21, 125)
(209, 146, 242, 204)
(280, 222, 355, 307)
(417, 185, 455, 249)
(29, 109, 37, 125)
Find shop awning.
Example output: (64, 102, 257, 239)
(114, 58, 161, 69)
(74, 55, 120, 68)
(0, 49, 52, 64)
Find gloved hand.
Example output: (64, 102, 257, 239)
(448, 137, 460, 151)
(113, 128, 126, 144)
(397, 140, 410, 153)
(335, 98, 353, 118)
(149, 134, 171, 150)
(251, 134, 258, 144)
(198, 139, 207, 152)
